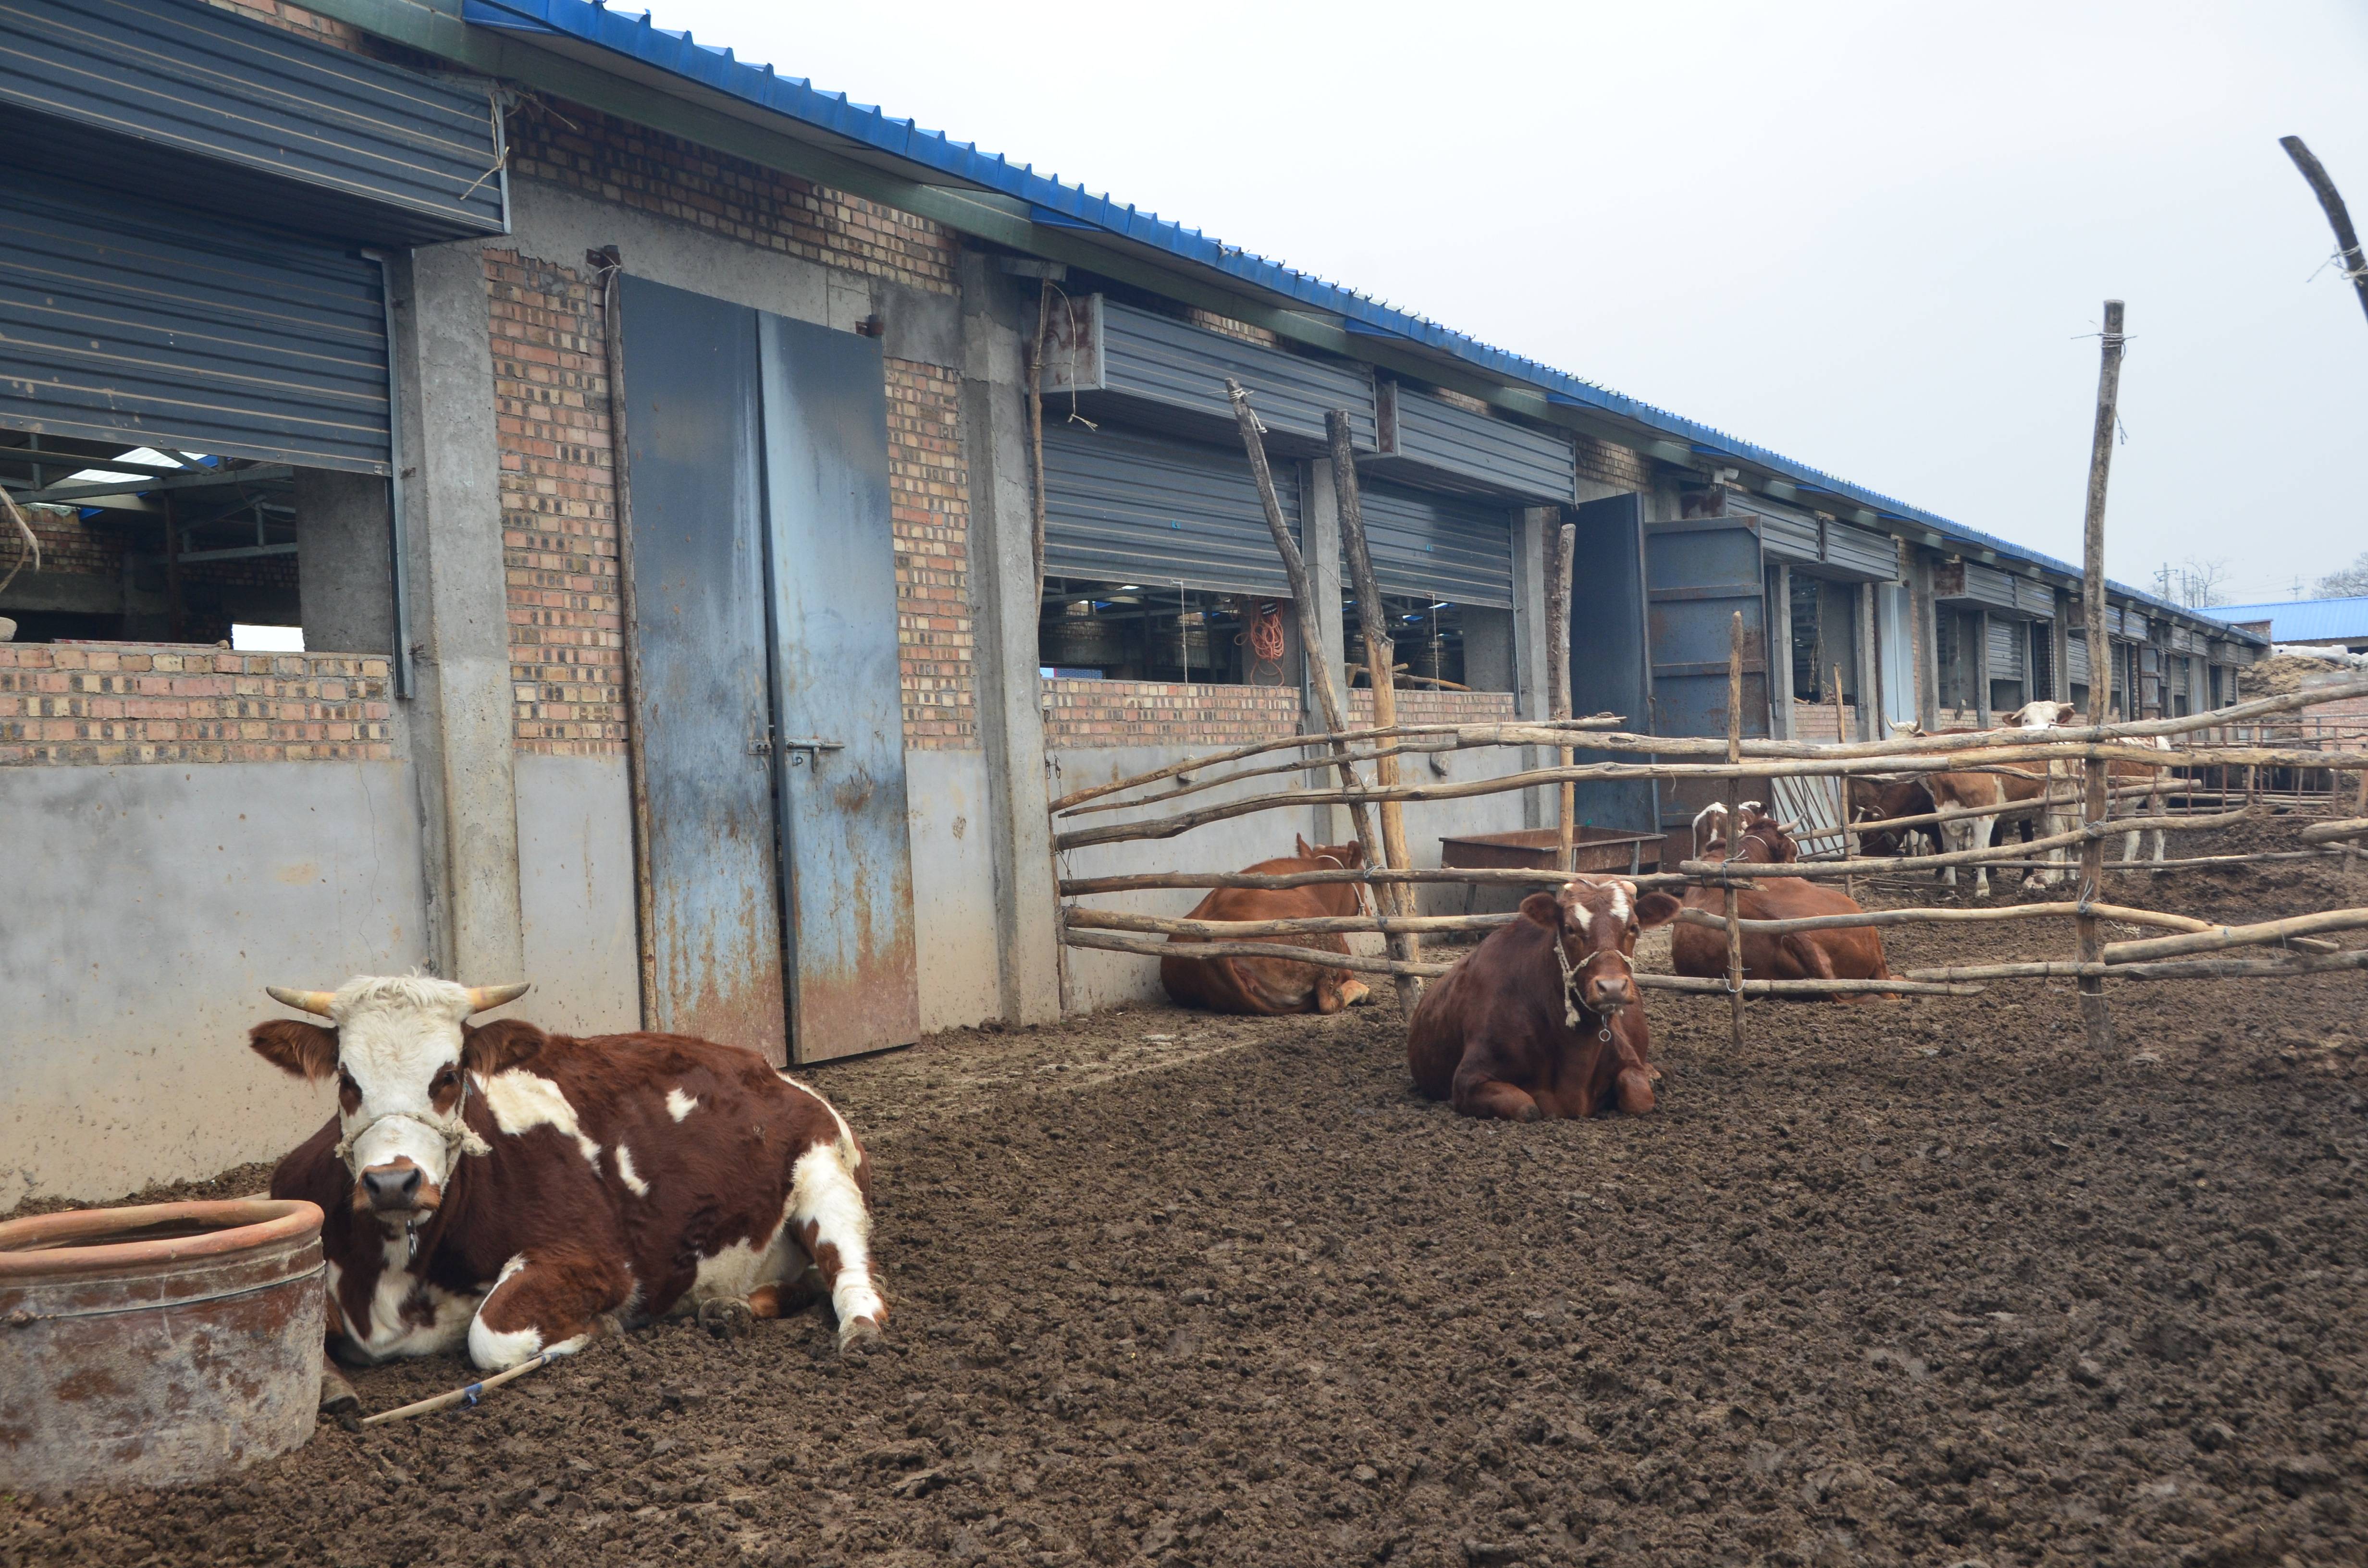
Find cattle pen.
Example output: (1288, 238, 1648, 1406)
(1049, 670, 2368, 1039)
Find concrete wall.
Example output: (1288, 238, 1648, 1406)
(0, 761, 431, 1207)
(513, 752, 640, 1037)
(905, 747, 1003, 1030)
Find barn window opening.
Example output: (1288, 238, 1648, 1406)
(1344, 594, 1480, 692)
(1788, 576, 1858, 706)
(0, 428, 396, 662)
(1934, 609, 1981, 712)
(1037, 578, 1292, 686)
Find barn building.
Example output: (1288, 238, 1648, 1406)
(0, 0, 2266, 1204)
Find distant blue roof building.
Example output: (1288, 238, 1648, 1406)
(2206, 597, 2368, 649)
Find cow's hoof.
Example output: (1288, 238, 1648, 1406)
(319, 1367, 360, 1417)
(836, 1314, 884, 1356)
(1340, 980, 1373, 1007)
(698, 1297, 755, 1340)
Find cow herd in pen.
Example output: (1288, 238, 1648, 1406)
(246, 702, 2146, 1384)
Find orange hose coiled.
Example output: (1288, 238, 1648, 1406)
(1236, 598, 1288, 685)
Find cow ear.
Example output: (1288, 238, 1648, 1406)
(249, 1019, 338, 1081)
(1518, 892, 1563, 930)
(461, 1018, 546, 1077)
(1632, 891, 1684, 930)
(1295, 833, 1316, 859)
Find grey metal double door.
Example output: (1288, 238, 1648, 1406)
(620, 275, 918, 1065)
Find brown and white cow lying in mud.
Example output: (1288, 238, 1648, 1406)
(1670, 804, 1896, 1000)
(1161, 836, 1375, 1015)
(1406, 875, 1681, 1120)
(253, 976, 884, 1371)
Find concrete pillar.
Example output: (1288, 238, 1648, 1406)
(1768, 562, 1794, 740)
(956, 253, 1063, 1025)
(388, 243, 524, 984)
(1856, 580, 1879, 740)
(294, 468, 395, 657)
(1908, 548, 1939, 731)
(2050, 593, 2073, 704)
(1513, 507, 1552, 830)
(1974, 610, 1993, 729)
(1300, 458, 1348, 844)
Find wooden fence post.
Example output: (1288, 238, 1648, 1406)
(1329, 409, 1423, 978)
(1834, 663, 1858, 901)
(2077, 300, 2128, 1053)
(1546, 519, 1577, 870)
(1725, 610, 1747, 1052)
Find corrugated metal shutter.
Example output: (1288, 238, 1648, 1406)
(1040, 420, 1298, 596)
(1041, 294, 1375, 454)
(1752, 507, 1820, 565)
(2067, 633, 2091, 686)
(1939, 561, 2020, 613)
(1986, 617, 2023, 679)
(1825, 522, 1899, 581)
(0, 165, 389, 471)
(0, 0, 504, 245)
(2012, 576, 2055, 617)
(1366, 379, 1573, 502)
(1356, 480, 1514, 608)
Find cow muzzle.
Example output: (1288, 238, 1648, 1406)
(354, 1157, 442, 1217)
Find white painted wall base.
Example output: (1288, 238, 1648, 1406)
(514, 751, 640, 1037)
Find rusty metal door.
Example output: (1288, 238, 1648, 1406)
(756, 313, 920, 1061)
(618, 274, 789, 1063)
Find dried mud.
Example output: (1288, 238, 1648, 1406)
(6, 831, 2366, 1568)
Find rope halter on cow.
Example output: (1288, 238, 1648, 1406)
(1552, 931, 1616, 1043)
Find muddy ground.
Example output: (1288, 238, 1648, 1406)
(6, 824, 2366, 1568)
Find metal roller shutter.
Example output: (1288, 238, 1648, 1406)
(0, 0, 505, 245)
(0, 165, 390, 471)
(1367, 379, 1574, 502)
(1356, 480, 1515, 608)
(1986, 616, 2023, 679)
(1040, 420, 1298, 596)
(2068, 633, 2091, 686)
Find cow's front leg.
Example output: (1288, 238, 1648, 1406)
(467, 1244, 632, 1370)
(1450, 1054, 1542, 1121)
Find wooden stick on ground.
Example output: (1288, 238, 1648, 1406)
(1329, 408, 1422, 984)
(1724, 610, 1747, 1052)
(1224, 380, 1407, 1002)
(1546, 518, 1578, 871)
(2075, 298, 2127, 1054)
(2101, 906, 2368, 964)
(359, 1353, 554, 1428)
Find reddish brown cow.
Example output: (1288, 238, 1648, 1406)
(1671, 806, 1896, 1000)
(1846, 775, 1937, 858)
(1407, 875, 1682, 1120)
(1160, 836, 1374, 1015)
(253, 976, 883, 1372)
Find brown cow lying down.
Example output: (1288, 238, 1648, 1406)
(1671, 805, 1895, 1000)
(253, 976, 884, 1371)
(1161, 836, 1375, 1015)
(1407, 875, 1681, 1120)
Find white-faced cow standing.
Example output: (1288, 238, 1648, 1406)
(251, 976, 885, 1371)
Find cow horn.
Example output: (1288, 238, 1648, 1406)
(464, 981, 532, 1014)
(265, 986, 336, 1017)
(1776, 820, 1803, 834)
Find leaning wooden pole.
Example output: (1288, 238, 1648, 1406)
(1833, 662, 1857, 900)
(1545, 518, 1578, 870)
(1724, 610, 1747, 1052)
(1329, 409, 1423, 976)
(1225, 381, 1409, 1001)
(2281, 136, 2368, 329)
(2076, 300, 2127, 1053)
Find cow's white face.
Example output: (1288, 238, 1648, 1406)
(2008, 699, 2079, 730)
(249, 976, 530, 1220)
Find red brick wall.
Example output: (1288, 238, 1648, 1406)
(0, 645, 390, 765)
(889, 360, 974, 747)
(1788, 702, 1860, 744)
(1577, 434, 1649, 493)
(486, 249, 624, 757)
(507, 98, 956, 295)
(1041, 678, 1302, 748)
(200, 0, 367, 50)
(1345, 688, 1518, 726)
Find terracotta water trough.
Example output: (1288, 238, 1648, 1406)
(0, 1198, 325, 1496)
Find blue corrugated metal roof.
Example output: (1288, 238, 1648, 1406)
(2205, 597, 2368, 643)
(459, 0, 2262, 644)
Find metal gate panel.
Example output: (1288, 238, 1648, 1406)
(1357, 480, 1515, 608)
(1042, 419, 1299, 596)
(1645, 516, 1767, 831)
(1876, 583, 1917, 731)
(756, 311, 919, 1063)
(1564, 492, 1655, 833)
(618, 274, 788, 1063)
(0, 165, 389, 470)
(0, 0, 504, 245)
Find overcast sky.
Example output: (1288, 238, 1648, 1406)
(660, 0, 2368, 606)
